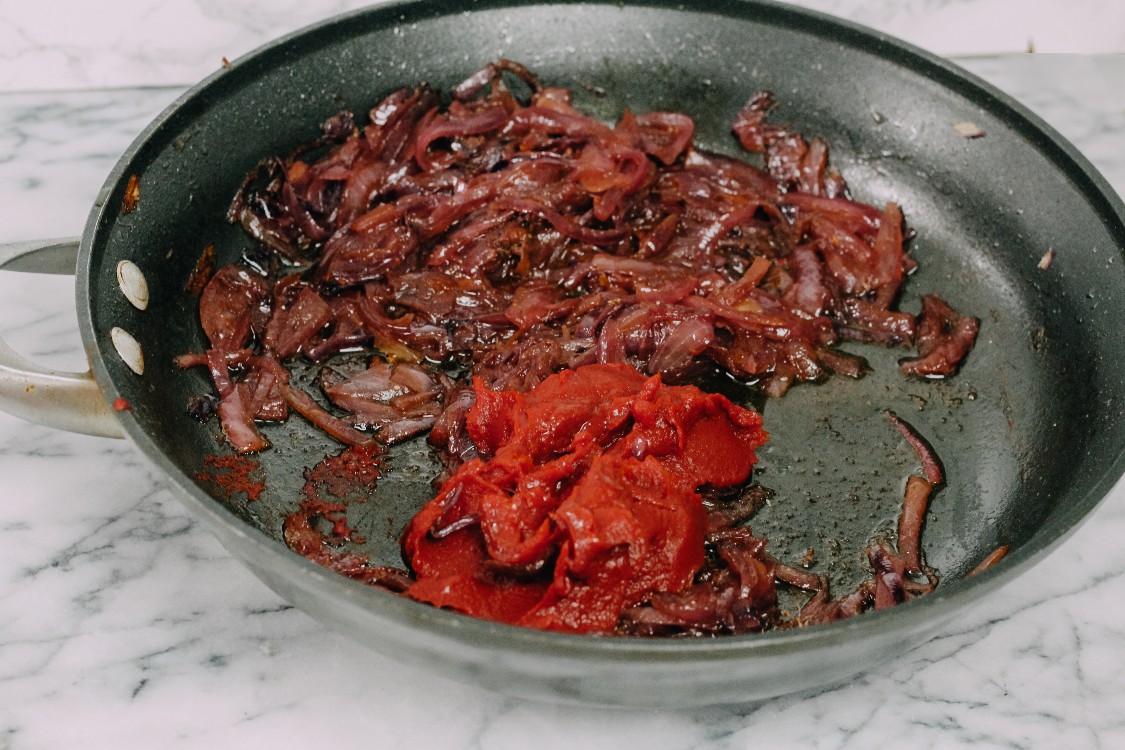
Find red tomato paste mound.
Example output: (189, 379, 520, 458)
(400, 363, 768, 633)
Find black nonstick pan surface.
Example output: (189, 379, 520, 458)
(23, 0, 1125, 706)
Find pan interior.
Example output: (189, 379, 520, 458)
(84, 2, 1125, 614)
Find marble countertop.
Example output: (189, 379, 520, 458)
(2, 2, 1125, 748)
(2, 0, 1123, 93)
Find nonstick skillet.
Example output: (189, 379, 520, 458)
(1, 0, 1124, 707)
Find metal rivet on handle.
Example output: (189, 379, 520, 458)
(116, 259, 149, 310)
(110, 327, 144, 375)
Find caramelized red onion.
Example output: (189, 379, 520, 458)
(195, 60, 978, 458)
(968, 545, 1010, 576)
(177, 61, 987, 636)
(898, 475, 934, 575)
(886, 410, 945, 486)
(900, 294, 981, 377)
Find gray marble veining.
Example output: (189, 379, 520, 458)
(0, 0, 1123, 93)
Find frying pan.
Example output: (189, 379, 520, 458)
(2, 0, 1124, 708)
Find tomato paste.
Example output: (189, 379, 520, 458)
(401, 363, 768, 633)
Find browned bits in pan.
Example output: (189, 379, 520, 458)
(121, 174, 141, 214)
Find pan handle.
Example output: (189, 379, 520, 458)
(0, 238, 124, 439)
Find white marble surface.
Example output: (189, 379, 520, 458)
(2, 2, 1125, 747)
(0, 0, 1123, 93)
